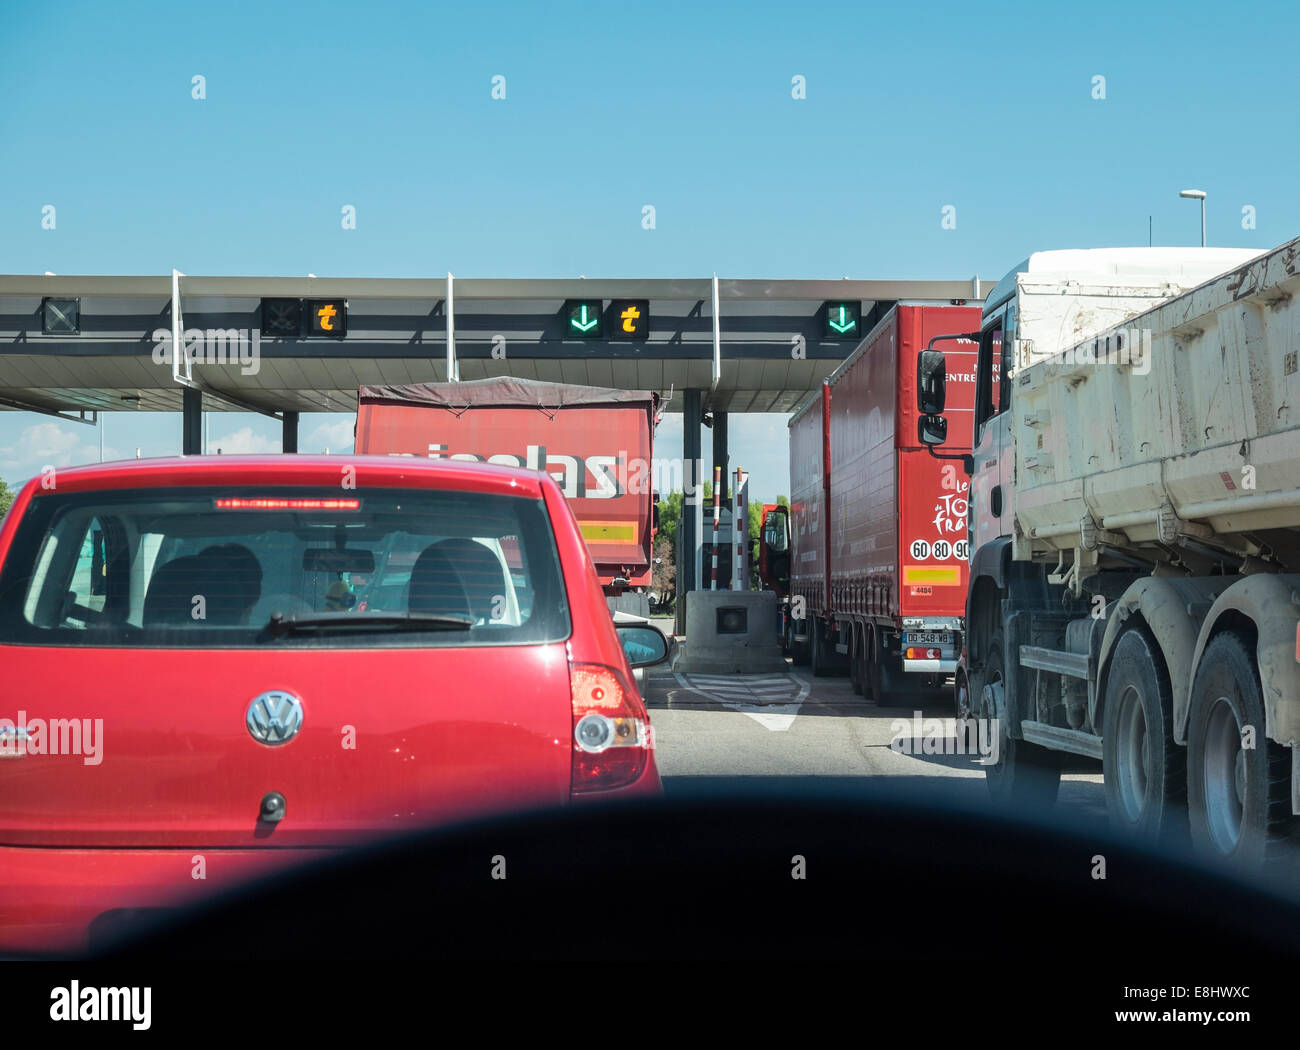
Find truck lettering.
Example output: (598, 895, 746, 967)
(427, 442, 626, 498)
(932, 487, 969, 534)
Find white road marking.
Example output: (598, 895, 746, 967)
(671, 672, 809, 731)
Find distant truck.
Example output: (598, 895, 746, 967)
(916, 239, 1300, 864)
(757, 503, 790, 599)
(356, 377, 658, 614)
(760, 304, 982, 701)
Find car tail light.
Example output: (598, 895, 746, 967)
(214, 497, 361, 511)
(569, 663, 650, 794)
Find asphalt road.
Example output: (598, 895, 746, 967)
(643, 618, 1106, 829)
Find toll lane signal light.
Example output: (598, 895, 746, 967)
(261, 298, 302, 337)
(41, 297, 81, 335)
(564, 299, 604, 338)
(608, 299, 649, 341)
(822, 301, 861, 339)
(306, 299, 347, 338)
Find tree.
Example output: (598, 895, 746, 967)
(651, 533, 675, 604)
(0, 477, 13, 521)
(747, 498, 764, 587)
(656, 491, 684, 551)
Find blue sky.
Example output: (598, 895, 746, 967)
(1, 0, 1295, 500)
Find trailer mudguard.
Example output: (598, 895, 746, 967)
(970, 535, 1011, 593)
(1095, 577, 1226, 744)
(1188, 573, 1300, 746)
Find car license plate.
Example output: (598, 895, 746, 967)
(909, 631, 951, 646)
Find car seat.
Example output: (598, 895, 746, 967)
(407, 544, 472, 620)
(428, 539, 508, 624)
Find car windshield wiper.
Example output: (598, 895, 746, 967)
(260, 611, 474, 637)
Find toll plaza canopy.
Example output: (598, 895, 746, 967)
(0, 271, 990, 599)
(0, 273, 989, 427)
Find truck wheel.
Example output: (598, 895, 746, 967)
(788, 618, 810, 666)
(954, 667, 973, 721)
(811, 620, 830, 678)
(1101, 627, 1186, 843)
(849, 639, 864, 696)
(1187, 630, 1296, 865)
(869, 642, 905, 707)
(980, 629, 1060, 809)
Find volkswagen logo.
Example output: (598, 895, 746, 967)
(246, 691, 304, 746)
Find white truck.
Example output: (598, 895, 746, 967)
(917, 235, 1300, 863)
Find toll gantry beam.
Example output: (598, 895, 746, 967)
(0, 273, 988, 425)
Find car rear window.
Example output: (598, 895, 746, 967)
(0, 485, 571, 648)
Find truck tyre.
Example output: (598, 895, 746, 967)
(980, 629, 1060, 809)
(869, 639, 905, 707)
(954, 666, 973, 721)
(849, 636, 864, 695)
(1101, 627, 1186, 844)
(788, 617, 810, 666)
(1187, 630, 1296, 865)
(811, 620, 831, 678)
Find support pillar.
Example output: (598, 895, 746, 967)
(677, 389, 704, 636)
(282, 410, 299, 454)
(711, 410, 729, 588)
(182, 386, 202, 455)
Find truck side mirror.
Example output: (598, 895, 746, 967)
(917, 350, 946, 415)
(918, 414, 948, 446)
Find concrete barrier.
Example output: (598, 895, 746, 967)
(673, 590, 787, 674)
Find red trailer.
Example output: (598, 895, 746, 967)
(355, 378, 658, 610)
(761, 304, 981, 701)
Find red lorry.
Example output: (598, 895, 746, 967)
(355, 377, 658, 612)
(760, 304, 981, 701)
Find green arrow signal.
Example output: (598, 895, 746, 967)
(828, 305, 856, 334)
(571, 304, 599, 332)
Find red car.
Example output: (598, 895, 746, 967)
(0, 455, 664, 954)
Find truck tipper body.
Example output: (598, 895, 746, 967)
(770, 303, 982, 700)
(918, 238, 1300, 864)
(356, 377, 658, 611)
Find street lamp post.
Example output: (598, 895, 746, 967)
(1180, 189, 1207, 246)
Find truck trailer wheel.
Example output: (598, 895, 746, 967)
(1187, 630, 1295, 865)
(811, 620, 832, 678)
(1101, 627, 1186, 844)
(980, 629, 1060, 810)
(868, 639, 906, 707)
(788, 618, 810, 666)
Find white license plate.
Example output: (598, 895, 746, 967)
(909, 631, 951, 646)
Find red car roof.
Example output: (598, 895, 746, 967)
(24, 454, 549, 499)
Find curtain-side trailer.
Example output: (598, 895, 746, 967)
(766, 304, 982, 702)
